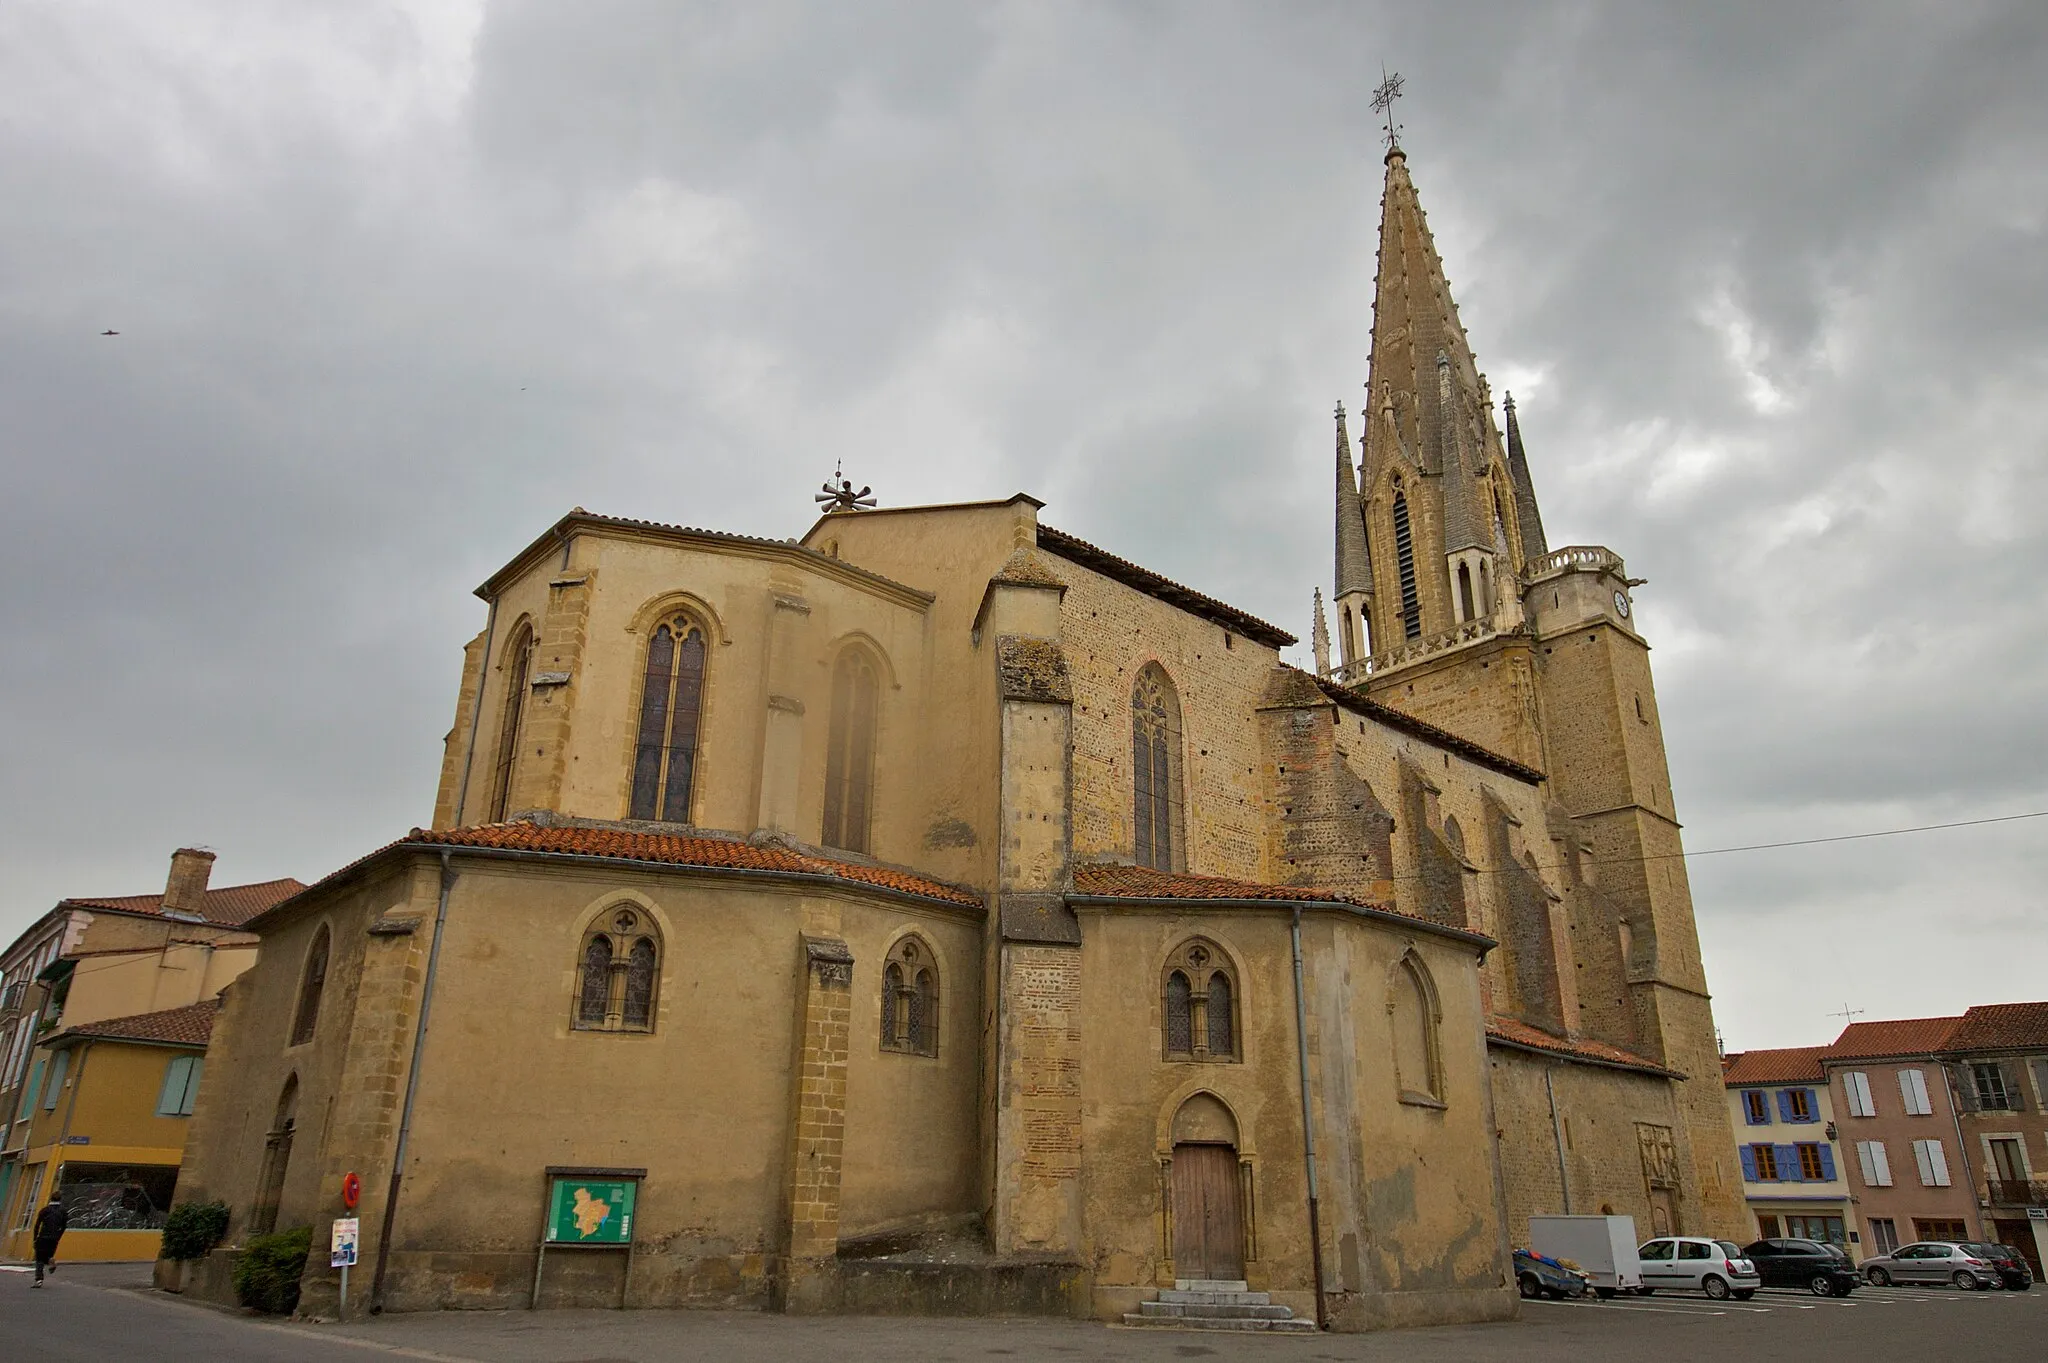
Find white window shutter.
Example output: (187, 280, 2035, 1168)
(1899, 1068, 1931, 1116)
(1913, 1140, 1935, 1185)
(1856, 1141, 1878, 1185)
(1846, 1071, 1874, 1117)
(1872, 1141, 1893, 1186)
(1927, 1141, 1950, 1187)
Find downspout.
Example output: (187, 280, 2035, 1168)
(1289, 907, 1328, 1330)
(1942, 1065, 1986, 1241)
(369, 851, 456, 1313)
(1545, 1066, 1572, 1214)
(451, 598, 500, 827)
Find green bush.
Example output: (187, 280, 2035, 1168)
(161, 1201, 231, 1261)
(234, 1226, 313, 1315)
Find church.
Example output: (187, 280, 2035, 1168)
(172, 140, 1746, 1331)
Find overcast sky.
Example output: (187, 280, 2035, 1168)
(3, 1, 2044, 1053)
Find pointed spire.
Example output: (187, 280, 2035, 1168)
(1437, 351, 1486, 554)
(1311, 589, 1331, 676)
(1334, 403, 1373, 597)
(1503, 392, 1548, 562)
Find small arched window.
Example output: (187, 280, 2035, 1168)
(880, 936, 938, 1057)
(1131, 665, 1186, 872)
(629, 614, 708, 823)
(1390, 952, 1443, 1104)
(1162, 939, 1239, 1062)
(1392, 493, 1421, 639)
(573, 907, 661, 1033)
(489, 623, 534, 822)
(823, 648, 880, 853)
(288, 926, 329, 1047)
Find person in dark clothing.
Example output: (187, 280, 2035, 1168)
(31, 1196, 67, 1286)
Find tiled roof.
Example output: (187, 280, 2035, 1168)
(1941, 1002, 2048, 1053)
(1722, 1046, 1829, 1086)
(1037, 525, 1297, 648)
(1825, 1015, 1960, 1058)
(402, 822, 982, 909)
(55, 999, 218, 1049)
(1303, 671, 1544, 784)
(1073, 862, 1390, 910)
(1487, 1017, 1681, 1077)
(62, 878, 308, 929)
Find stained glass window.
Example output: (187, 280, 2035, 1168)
(881, 939, 939, 1058)
(1165, 971, 1193, 1056)
(1206, 972, 1234, 1057)
(577, 934, 613, 1026)
(883, 962, 904, 1048)
(1131, 666, 1185, 871)
(629, 618, 707, 823)
(912, 969, 937, 1056)
(623, 937, 657, 1029)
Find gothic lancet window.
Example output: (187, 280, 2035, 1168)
(1393, 493, 1421, 639)
(823, 648, 880, 853)
(1162, 939, 1240, 1062)
(1391, 952, 1444, 1104)
(881, 936, 938, 1057)
(288, 926, 329, 1047)
(1131, 665, 1186, 872)
(489, 623, 534, 822)
(629, 615, 707, 823)
(573, 907, 662, 1033)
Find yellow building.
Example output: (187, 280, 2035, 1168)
(2, 1001, 217, 1262)
(170, 143, 1744, 1330)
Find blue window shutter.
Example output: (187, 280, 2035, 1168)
(1777, 1090, 1795, 1122)
(1818, 1145, 1837, 1180)
(1740, 1145, 1759, 1181)
(1799, 1088, 1819, 1122)
(1777, 1145, 1803, 1182)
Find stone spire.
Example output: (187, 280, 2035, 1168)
(1503, 391, 1548, 563)
(1334, 403, 1372, 597)
(1311, 589, 1331, 676)
(1437, 352, 1487, 554)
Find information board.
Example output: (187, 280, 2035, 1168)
(545, 1176, 636, 1244)
(330, 1217, 359, 1268)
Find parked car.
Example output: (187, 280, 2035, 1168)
(1861, 1242, 2004, 1290)
(1963, 1242, 2034, 1290)
(1513, 1248, 1592, 1299)
(1741, 1238, 1860, 1297)
(1637, 1237, 1761, 1300)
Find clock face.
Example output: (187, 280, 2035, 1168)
(1613, 590, 1631, 619)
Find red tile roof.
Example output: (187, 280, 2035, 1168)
(62, 878, 308, 929)
(1036, 525, 1297, 648)
(1487, 1017, 1680, 1077)
(1722, 1046, 1829, 1086)
(1825, 1015, 1960, 1058)
(54, 999, 219, 1049)
(1073, 862, 1391, 911)
(1942, 1002, 2048, 1053)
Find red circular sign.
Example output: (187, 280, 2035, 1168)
(341, 1171, 361, 1211)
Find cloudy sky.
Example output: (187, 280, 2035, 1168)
(2, 1, 2043, 1052)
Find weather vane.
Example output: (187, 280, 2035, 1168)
(815, 456, 877, 513)
(1371, 68, 1405, 152)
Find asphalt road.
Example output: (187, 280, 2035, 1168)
(0, 1263, 2040, 1363)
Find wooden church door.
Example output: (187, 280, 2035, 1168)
(1171, 1143, 1245, 1281)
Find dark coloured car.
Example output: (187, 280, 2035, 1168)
(1513, 1248, 1591, 1299)
(1741, 1238, 1859, 1297)
(1964, 1242, 2034, 1290)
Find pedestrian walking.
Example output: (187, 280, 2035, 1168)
(31, 1194, 67, 1286)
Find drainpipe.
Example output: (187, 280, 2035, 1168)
(1288, 907, 1328, 1330)
(450, 597, 500, 827)
(1545, 1066, 1572, 1214)
(369, 851, 456, 1313)
(1941, 1066, 1987, 1242)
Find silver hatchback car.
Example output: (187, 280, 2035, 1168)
(1638, 1236, 1762, 1299)
(1861, 1242, 2004, 1290)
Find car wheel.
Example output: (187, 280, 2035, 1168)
(1519, 1273, 1541, 1299)
(1596, 1287, 1616, 1300)
(1732, 1290, 1755, 1301)
(1702, 1274, 1731, 1300)
(1867, 1268, 1890, 1287)
(1953, 1270, 1979, 1291)
(1809, 1273, 1836, 1297)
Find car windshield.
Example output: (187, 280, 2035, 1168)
(1961, 1244, 2003, 1258)
(1716, 1241, 1744, 1259)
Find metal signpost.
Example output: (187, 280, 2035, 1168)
(530, 1167, 644, 1309)
(333, 1170, 362, 1319)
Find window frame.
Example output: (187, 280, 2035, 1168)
(1130, 664, 1187, 873)
(879, 935, 939, 1058)
(627, 610, 710, 824)
(571, 905, 663, 1035)
(1160, 938, 1240, 1064)
(1742, 1090, 1770, 1125)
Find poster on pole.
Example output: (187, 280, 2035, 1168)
(330, 1217, 360, 1268)
(544, 1177, 636, 1245)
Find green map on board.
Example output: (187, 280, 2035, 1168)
(545, 1178, 636, 1244)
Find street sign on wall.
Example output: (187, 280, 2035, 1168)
(544, 1176, 635, 1244)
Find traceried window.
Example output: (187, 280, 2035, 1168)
(880, 936, 938, 1057)
(1392, 492, 1420, 639)
(288, 925, 329, 1047)
(1131, 665, 1186, 872)
(1390, 951, 1443, 1104)
(488, 623, 534, 822)
(574, 907, 662, 1033)
(823, 648, 880, 853)
(1162, 939, 1239, 1063)
(629, 614, 708, 823)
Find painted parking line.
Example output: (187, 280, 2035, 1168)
(1523, 1298, 1730, 1317)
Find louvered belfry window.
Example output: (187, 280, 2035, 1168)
(823, 649, 879, 853)
(1131, 665, 1185, 872)
(488, 624, 533, 822)
(1393, 493, 1421, 639)
(629, 617, 707, 822)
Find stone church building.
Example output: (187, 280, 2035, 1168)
(174, 145, 1745, 1330)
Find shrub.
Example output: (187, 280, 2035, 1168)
(161, 1201, 231, 1262)
(234, 1226, 313, 1315)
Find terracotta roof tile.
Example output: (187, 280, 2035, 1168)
(1303, 671, 1544, 784)
(1037, 525, 1296, 648)
(1072, 862, 1392, 911)
(62, 878, 308, 929)
(1942, 1002, 2048, 1053)
(1722, 1046, 1829, 1086)
(1487, 1016, 1680, 1077)
(1826, 1015, 1961, 1059)
(56, 999, 219, 1049)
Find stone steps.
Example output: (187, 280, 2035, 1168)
(1120, 1279, 1316, 1333)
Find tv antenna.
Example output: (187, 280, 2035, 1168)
(1371, 68, 1405, 152)
(1828, 1003, 1866, 1028)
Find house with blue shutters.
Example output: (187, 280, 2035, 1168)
(1723, 1046, 1860, 1260)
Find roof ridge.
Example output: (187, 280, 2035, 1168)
(1036, 524, 1296, 648)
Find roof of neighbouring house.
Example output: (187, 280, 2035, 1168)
(1722, 1046, 1829, 1086)
(60, 878, 308, 929)
(1824, 1015, 1961, 1059)
(50, 998, 219, 1050)
(1940, 1001, 2048, 1053)
(1486, 1016, 1682, 1078)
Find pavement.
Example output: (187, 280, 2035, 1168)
(0, 1261, 2040, 1362)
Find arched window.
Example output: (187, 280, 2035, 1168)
(823, 648, 880, 853)
(880, 936, 938, 1057)
(1390, 952, 1443, 1104)
(252, 1075, 298, 1235)
(288, 926, 329, 1047)
(1392, 493, 1421, 639)
(1162, 939, 1239, 1062)
(1131, 665, 1186, 872)
(573, 906, 661, 1033)
(489, 623, 534, 822)
(629, 614, 708, 823)
(1443, 814, 1465, 858)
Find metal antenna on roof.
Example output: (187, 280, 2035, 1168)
(1828, 1003, 1866, 1028)
(815, 457, 877, 513)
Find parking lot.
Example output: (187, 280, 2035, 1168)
(1525, 1277, 2041, 1319)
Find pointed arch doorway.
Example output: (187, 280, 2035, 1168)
(1168, 1093, 1245, 1282)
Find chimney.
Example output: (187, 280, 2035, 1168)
(163, 848, 216, 917)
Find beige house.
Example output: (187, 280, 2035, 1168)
(1722, 1047, 1858, 1259)
(172, 144, 1744, 1329)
